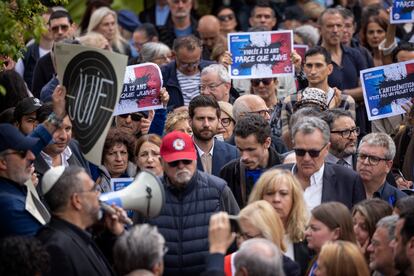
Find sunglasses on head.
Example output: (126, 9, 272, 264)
(294, 144, 328, 158)
(168, 159, 192, 167)
(251, 78, 273, 87)
(119, 113, 144, 122)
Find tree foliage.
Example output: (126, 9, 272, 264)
(0, 0, 67, 63)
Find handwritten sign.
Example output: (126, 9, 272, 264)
(361, 60, 414, 120)
(55, 43, 127, 165)
(228, 30, 294, 79)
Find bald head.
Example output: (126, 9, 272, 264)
(233, 94, 269, 122)
(197, 15, 221, 50)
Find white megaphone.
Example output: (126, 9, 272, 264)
(99, 171, 165, 219)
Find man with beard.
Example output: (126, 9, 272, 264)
(356, 132, 406, 206)
(140, 130, 239, 276)
(188, 95, 238, 177)
(36, 166, 127, 276)
(324, 109, 359, 169)
(220, 114, 282, 208)
(391, 210, 414, 276)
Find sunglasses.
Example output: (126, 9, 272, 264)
(1, 150, 29, 159)
(251, 79, 273, 87)
(218, 14, 235, 21)
(168, 159, 192, 167)
(51, 24, 69, 33)
(119, 113, 143, 122)
(294, 144, 328, 158)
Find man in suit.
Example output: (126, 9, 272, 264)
(324, 109, 359, 170)
(188, 95, 238, 177)
(36, 165, 127, 276)
(275, 116, 365, 210)
(356, 132, 406, 206)
(220, 114, 282, 208)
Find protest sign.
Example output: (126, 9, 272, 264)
(391, 0, 414, 23)
(294, 44, 309, 63)
(228, 30, 294, 79)
(113, 63, 163, 116)
(55, 43, 128, 165)
(361, 60, 414, 121)
(110, 177, 134, 192)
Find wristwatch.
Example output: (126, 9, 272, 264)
(47, 112, 63, 128)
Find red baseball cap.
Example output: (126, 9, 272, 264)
(160, 131, 197, 163)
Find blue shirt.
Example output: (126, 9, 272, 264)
(328, 45, 367, 90)
(156, 4, 170, 26)
(174, 25, 192, 38)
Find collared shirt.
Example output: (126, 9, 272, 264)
(292, 163, 325, 211)
(194, 139, 214, 174)
(325, 153, 353, 169)
(328, 44, 367, 90)
(155, 4, 170, 26)
(40, 146, 72, 168)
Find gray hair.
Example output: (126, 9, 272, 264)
(140, 42, 171, 63)
(292, 116, 330, 145)
(376, 215, 399, 241)
(201, 64, 230, 83)
(113, 224, 165, 276)
(43, 166, 85, 213)
(358, 132, 396, 160)
(294, 25, 320, 47)
(318, 7, 343, 26)
(234, 238, 285, 276)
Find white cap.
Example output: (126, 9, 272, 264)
(42, 166, 66, 195)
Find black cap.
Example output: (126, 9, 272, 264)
(14, 97, 42, 122)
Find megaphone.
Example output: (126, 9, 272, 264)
(99, 171, 165, 219)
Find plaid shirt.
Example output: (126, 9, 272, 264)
(281, 88, 356, 136)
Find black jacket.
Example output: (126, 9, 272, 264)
(136, 170, 239, 276)
(220, 147, 282, 208)
(36, 217, 114, 276)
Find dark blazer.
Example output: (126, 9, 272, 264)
(36, 217, 114, 276)
(374, 181, 407, 206)
(31, 52, 54, 98)
(275, 162, 366, 209)
(293, 240, 314, 276)
(161, 59, 215, 110)
(196, 139, 239, 177)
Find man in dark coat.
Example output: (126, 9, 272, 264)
(220, 114, 282, 208)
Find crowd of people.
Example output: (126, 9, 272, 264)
(1, 0, 414, 275)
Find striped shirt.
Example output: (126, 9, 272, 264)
(176, 70, 200, 106)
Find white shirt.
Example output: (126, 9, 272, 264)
(40, 146, 72, 168)
(292, 163, 325, 211)
(284, 234, 295, 260)
(194, 138, 215, 157)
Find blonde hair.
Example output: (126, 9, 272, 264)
(78, 31, 109, 49)
(87, 7, 127, 54)
(318, 241, 370, 276)
(239, 200, 286, 252)
(164, 110, 191, 134)
(249, 169, 308, 243)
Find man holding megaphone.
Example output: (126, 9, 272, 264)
(36, 165, 127, 276)
(135, 130, 240, 276)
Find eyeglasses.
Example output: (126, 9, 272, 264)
(200, 82, 224, 92)
(51, 24, 69, 33)
(221, 117, 233, 127)
(171, 0, 190, 3)
(178, 60, 200, 69)
(237, 232, 263, 240)
(79, 182, 100, 193)
(247, 108, 273, 117)
(119, 113, 143, 122)
(294, 143, 328, 158)
(331, 127, 360, 138)
(218, 14, 235, 21)
(251, 78, 273, 87)
(356, 153, 390, 166)
(168, 159, 193, 167)
(0, 150, 28, 159)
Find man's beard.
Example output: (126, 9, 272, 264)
(174, 169, 193, 186)
(394, 251, 411, 273)
(193, 127, 215, 142)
